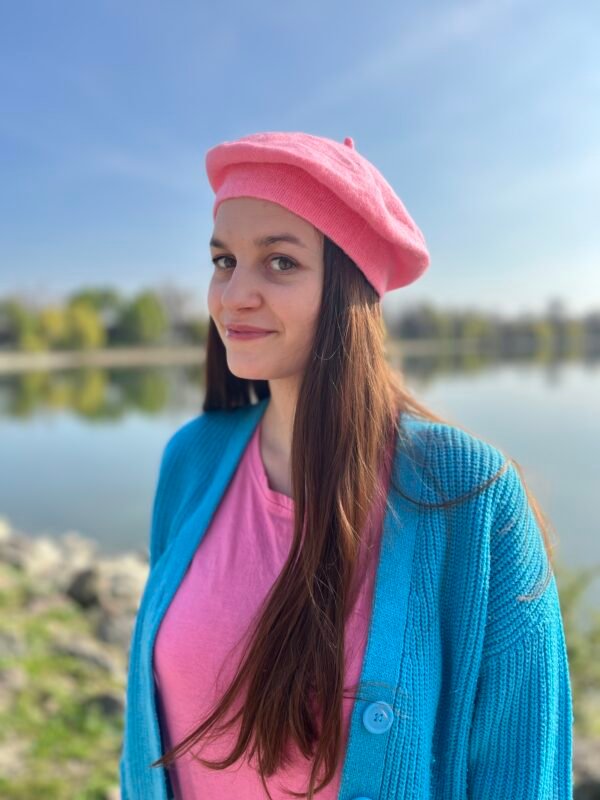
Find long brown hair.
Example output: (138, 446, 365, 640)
(151, 234, 556, 798)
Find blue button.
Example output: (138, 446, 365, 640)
(351, 797, 373, 800)
(362, 700, 394, 734)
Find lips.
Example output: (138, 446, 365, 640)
(226, 326, 273, 333)
(225, 327, 275, 340)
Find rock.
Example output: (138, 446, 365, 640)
(24, 591, 75, 616)
(51, 636, 124, 679)
(95, 608, 137, 651)
(33, 531, 98, 593)
(0, 515, 12, 541)
(0, 628, 27, 658)
(575, 783, 600, 799)
(0, 737, 29, 779)
(0, 665, 26, 713)
(65, 555, 148, 617)
(83, 691, 125, 719)
(67, 567, 102, 608)
(58, 530, 98, 565)
(97, 555, 148, 611)
(573, 736, 600, 798)
(19, 535, 64, 582)
(0, 528, 34, 570)
(0, 521, 100, 595)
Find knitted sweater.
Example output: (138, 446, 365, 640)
(119, 397, 573, 799)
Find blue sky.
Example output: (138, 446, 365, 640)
(1, 0, 598, 319)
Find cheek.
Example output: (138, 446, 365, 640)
(280, 296, 320, 344)
(207, 279, 222, 314)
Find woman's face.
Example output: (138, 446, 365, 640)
(208, 197, 324, 382)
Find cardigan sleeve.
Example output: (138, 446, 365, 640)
(467, 461, 574, 797)
(467, 611, 573, 797)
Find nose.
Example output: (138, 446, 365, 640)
(219, 263, 261, 308)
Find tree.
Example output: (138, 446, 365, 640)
(154, 281, 197, 326)
(64, 302, 106, 350)
(0, 299, 45, 350)
(115, 291, 168, 345)
(66, 287, 123, 313)
(38, 306, 70, 349)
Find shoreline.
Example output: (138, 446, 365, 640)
(0, 338, 560, 375)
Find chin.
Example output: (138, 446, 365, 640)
(226, 363, 271, 381)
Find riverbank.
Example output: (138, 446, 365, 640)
(0, 345, 206, 374)
(0, 516, 598, 798)
(0, 338, 490, 374)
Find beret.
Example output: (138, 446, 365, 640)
(204, 131, 430, 298)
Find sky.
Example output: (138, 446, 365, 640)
(1, 0, 599, 320)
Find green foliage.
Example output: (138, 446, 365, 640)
(186, 317, 210, 343)
(63, 302, 106, 350)
(66, 288, 123, 314)
(0, 300, 46, 351)
(2, 367, 173, 419)
(555, 562, 600, 736)
(0, 288, 191, 352)
(0, 562, 123, 799)
(1, 289, 598, 356)
(114, 291, 168, 345)
(38, 306, 71, 348)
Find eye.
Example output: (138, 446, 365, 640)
(270, 255, 297, 272)
(211, 255, 298, 273)
(212, 255, 235, 270)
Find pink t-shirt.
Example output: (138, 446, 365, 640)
(153, 419, 393, 799)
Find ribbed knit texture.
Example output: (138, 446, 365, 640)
(119, 397, 573, 799)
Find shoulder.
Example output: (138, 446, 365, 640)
(398, 412, 512, 505)
(150, 404, 254, 515)
(397, 413, 537, 549)
(148, 403, 262, 567)
(154, 399, 269, 501)
(400, 413, 556, 655)
(160, 402, 257, 472)
(396, 414, 540, 570)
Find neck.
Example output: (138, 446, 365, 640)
(260, 381, 298, 465)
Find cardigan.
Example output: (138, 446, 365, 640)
(119, 397, 573, 799)
(151, 415, 393, 798)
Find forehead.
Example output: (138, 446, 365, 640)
(213, 198, 322, 248)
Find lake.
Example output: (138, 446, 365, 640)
(1, 354, 598, 612)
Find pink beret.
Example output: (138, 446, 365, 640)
(204, 131, 430, 298)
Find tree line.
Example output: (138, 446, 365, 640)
(1, 287, 599, 357)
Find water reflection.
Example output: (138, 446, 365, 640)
(1, 344, 599, 419)
(0, 365, 204, 419)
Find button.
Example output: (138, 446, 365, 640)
(362, 700, 394, 734)
(351, 797, 373, 800)
(343, 136, 355, 149)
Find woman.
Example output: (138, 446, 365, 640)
(119, 132, 573, 799)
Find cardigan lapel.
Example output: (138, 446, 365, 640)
(131, 397, 270, 798)
(338, 414, 430, 799)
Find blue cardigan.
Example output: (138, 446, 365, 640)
(119, 397, 573, 798)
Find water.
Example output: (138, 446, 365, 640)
(1, 357, 598, 613)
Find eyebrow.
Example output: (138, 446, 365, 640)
(209, 233, 308, 250)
